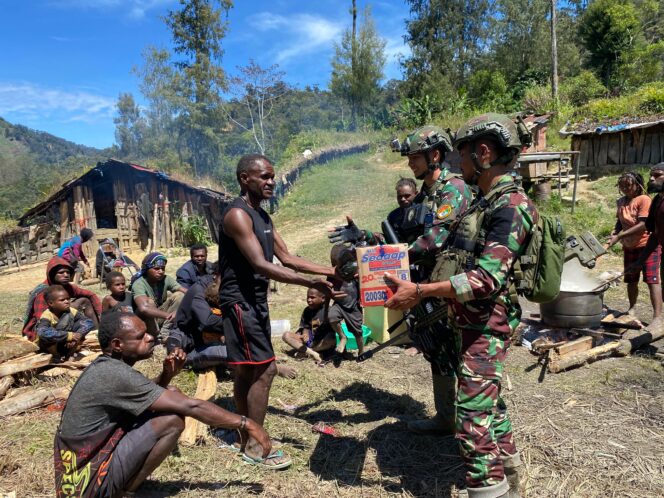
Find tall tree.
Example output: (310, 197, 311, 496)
(401, 0, 490, 102)
(226, 61, 289, 154)
(113, 93, 144, 158)
(579, 0, 641, 87)
(164, 0, 233, 175)
(330, 5, 386, 130)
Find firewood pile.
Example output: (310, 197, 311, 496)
(0, 333, 101, 417)
(521, 312, 664, 374)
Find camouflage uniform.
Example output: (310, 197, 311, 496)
(447, 174, 537, 488)
(409, 168, 473, 271)
(410, 169, 472, 379)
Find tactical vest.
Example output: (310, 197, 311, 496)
(431, 181, 520, 286)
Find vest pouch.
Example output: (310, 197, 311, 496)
(431, 251, 463, 282)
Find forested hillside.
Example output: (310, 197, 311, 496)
(0, 118, 113, 219)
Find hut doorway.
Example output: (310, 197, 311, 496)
(91, 179, 117, 229)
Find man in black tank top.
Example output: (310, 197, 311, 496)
(219, 154, 338, 469)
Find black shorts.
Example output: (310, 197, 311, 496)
(222, 301, 275, 365)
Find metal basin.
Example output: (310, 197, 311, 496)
(539, 290, 605, 328)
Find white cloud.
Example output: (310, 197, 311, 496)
(0, 82, 116, 124)
(247, 12, 344, 64)
(50, 0, 174, 20)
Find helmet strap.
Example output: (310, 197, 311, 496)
(425, 150, 440, 172)
(469, 141, 484, 184)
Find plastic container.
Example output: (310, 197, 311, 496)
(336, 323, 372, 350)
(363, 306, 409, 345)
(270, 319, 291, 336)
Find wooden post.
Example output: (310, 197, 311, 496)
(0, 377, 12, 400)
(179, 369, 217, 445)
(571, 149, 581, 214)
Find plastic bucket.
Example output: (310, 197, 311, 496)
(336, 323, 373, 350)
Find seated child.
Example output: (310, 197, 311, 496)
(328, 244, 364, 358)
(101, 271, 134, 314)
(167, 274, 227, 371)
(36, 285, 95, 358)
(282, 287, 341, 363)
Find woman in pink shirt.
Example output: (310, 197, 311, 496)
(607, 172, 662, 318)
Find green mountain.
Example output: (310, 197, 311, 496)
(0, 117, 114, 220)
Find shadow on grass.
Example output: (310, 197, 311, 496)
(138, 479, 264, 496)
(270, 380, 462, 496)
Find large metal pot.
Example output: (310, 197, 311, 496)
(539, 288, 606, 328)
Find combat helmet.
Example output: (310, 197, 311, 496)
(398, 125, 453, 157)
(453, 113, 532, 170)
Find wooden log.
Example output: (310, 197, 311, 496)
(39, 367, 82, 379)
(0, 386, 70, 417)
(0, 353, 52, 378)
(549, 317, 664, 373)
(179, 368, 217, 445)
(551, 336, 593, 360)
(0, 337, 39, 363)
(82, 334, 100, 351)
(0, 376, 12, 400)
(55, 351, 101, 369)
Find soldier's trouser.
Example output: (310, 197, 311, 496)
(455, 329, 517, 488)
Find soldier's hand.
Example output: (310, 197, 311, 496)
(328, 215, 365, 244)
(384, 274, 420, 310)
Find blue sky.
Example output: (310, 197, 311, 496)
(0, 0, 410, 148)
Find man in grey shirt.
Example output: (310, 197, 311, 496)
(54, 312, 271, 498)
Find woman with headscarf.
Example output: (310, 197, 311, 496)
(131, 252, 186, 343)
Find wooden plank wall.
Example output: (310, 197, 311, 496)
(0, 223, 58, 271)
(573, 125, 664, 177)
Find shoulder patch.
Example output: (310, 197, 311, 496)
(437, 204, 453, 220)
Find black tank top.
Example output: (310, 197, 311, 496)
(219, 197, 274, 306)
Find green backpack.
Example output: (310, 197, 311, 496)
(476, 183, 565, 303)
(513, 214, 565, 303)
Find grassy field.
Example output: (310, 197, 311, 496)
(0, 151, 663, 497)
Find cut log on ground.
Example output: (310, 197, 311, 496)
(549, 317, 664, 373)
(179, 368, 217, 446)
(0, 353, 52, 378)
(0, 376, 13, 400)
(0, 337, 38, 363)
(39, 367, 82, 379)
(0, 386, 70, 417)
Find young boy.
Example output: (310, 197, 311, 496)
(328, 244, 364, 358)
(36, 285, 95, 358)
(282, 287, 340, 363)
(102, 271, 134, 314)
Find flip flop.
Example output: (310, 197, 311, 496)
(242, 449, 292, 470)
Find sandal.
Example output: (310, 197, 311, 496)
(242, 449, 292, 470)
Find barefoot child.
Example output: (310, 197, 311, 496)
(607, 172, 662, 318)
(328, 244, 364, 358)
(102, 271, 134, 314)
(282, 287, 340, 362)
(36, 285, 95, 358)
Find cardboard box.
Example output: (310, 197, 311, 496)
(356, 244, 410, 307)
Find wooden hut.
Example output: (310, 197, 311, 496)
(0, 159, 228, 272)
(560, 118, 664, 177)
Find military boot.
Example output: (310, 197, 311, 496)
(407, 374, 456, 435)
(501, 452, 522, 498)
(458, 477, 509, 498)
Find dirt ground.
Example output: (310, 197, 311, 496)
(0, 159, 662, 497)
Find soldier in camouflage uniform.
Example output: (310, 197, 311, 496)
(386, 113, 537, 497)
(331, 126, 472, 435)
